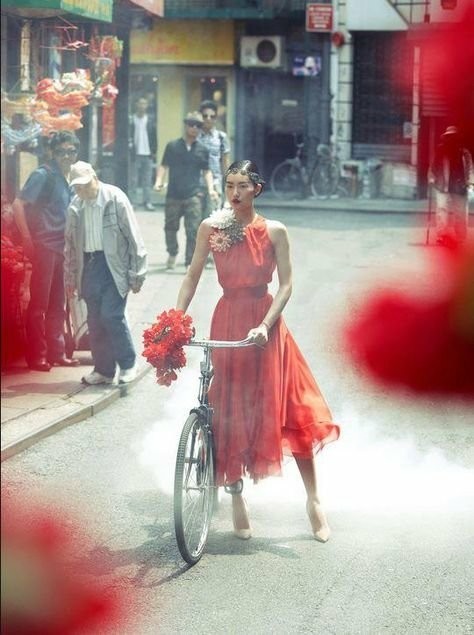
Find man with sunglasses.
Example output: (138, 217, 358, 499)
(12, 131, 81, 371)
(198, 99, 231, 221)
(154, 111, 218, 271)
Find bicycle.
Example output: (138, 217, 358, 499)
(270, 138, 344, 199)
(173, 335, 253, 565)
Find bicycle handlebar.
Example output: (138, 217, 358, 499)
(185, 337, 254, 349)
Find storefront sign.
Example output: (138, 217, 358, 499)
(292, 54, 322, 77)
(61, 0, 112, 22)
(131, 20, 235, 65)
(306, 3, 333, 32)
(2, 0, 112, 22)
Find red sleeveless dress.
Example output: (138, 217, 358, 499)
(208, 215, 339, 485)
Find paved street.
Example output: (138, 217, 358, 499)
(2, 206, 473, 634)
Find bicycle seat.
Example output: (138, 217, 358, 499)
(316, 144, 331, 158)
(296, 143, 304, 150)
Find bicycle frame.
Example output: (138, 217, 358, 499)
(186, 336, 255, 481)
(186, 337, 254, 408)
(173, 337, 253, 564)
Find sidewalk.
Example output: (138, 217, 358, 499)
(1, 209, 171, 462)
(149, 192, 428, 215)
(0, 196, 427, 461)
(250, 193, 427, 214)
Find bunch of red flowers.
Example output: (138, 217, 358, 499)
(142, 309, 194, 386)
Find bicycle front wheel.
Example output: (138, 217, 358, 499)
(271, 161, 304, 199)
(174, 412, 215, 565)
(311, 161, 339, 198)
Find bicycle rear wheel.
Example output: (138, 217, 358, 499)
(271, 161, 305, 199)
(311, 161, 339, 198)
(174, 412, 215, 565)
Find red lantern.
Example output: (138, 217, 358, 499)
(331, 31, 345, 48)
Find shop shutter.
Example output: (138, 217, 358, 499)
(352, 32, 413, 162)
(420, 56, 449, 117)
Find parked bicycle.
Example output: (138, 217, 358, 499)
(270, 138, 348, 199)
(174, 335, 254, 565)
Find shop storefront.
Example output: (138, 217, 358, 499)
(235, 24, 331, 180)
(129, 19, 235, 184)
(1, 0, 114, 368)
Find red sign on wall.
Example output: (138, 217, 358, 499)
(306, 3, 333, 32)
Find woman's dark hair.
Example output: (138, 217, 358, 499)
(49, 131, 80, 152)
(225, 160, 265, 197)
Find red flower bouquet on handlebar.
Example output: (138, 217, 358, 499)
(142, 309, 194, 386)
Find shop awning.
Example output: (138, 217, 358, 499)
(1, 0, 113, 23)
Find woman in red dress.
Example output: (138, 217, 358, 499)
(176, 160, 339, 542)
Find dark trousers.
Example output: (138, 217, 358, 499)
(164, 195, 202, 266)
(26, 244, 66, 362)
(81, 252, 135, 378)
(131, 155, 153, 205)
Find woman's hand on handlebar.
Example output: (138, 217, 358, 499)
(247, 323, 269, 348)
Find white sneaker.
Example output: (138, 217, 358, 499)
(82, 371, 114, 386)
(166, 255, 176, 270)
(119, 366, 137, 384)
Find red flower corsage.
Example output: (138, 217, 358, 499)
(142, 309, 194, 386)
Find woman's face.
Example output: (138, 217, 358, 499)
(225, 172, 259, 210)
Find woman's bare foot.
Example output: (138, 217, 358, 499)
(306, 500, 331, 543)
(232, 494, 251, 540)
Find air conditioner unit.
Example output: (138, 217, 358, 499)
(240, 36, 285, 69)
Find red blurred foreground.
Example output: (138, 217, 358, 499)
(345, 242, 474, 399)
(1, 491, 135, 634)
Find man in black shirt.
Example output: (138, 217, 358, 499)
(154, 111, 218, 270)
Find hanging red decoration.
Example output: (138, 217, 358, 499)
(331, 31, 345, 48)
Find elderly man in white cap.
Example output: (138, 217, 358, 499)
(64, 161, 147, 385)
(429, 125, 473, 245)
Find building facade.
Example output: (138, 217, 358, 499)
(129, 0, 468, 198)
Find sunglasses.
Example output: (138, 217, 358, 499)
(202, 114, 216, 120)
(55, 148, 78, 157)
(185, 121, 203, 128)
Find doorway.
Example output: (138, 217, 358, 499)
(128, 69, 159, 197)
(185, 74, 228, 131)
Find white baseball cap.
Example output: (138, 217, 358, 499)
(70, 161, 96, 186)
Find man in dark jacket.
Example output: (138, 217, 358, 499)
(429, 126, 473, 245)
(12, 131, 81, 371)
(130, 97, 157, 211)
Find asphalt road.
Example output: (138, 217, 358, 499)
(3, 209, 473, 634)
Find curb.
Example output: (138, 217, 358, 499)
(1, 365, 151, 462)
(145, 199, 427, 215)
